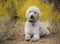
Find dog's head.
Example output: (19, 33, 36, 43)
(26, 6, 41, 22)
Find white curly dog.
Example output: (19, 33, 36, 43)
(24, 6, 50, 41)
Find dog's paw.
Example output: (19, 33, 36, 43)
(31, 37, 39, 42)
(25, 35, 31, 41)
(25, 38, 30, 41)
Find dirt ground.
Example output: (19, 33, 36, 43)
(0, 23, 60, 44)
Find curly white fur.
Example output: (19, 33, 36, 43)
(24, 6, 50, 41)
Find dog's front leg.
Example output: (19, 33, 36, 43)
(25, 27, 31, 41)
(31, 28, 40, 42)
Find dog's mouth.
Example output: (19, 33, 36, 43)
(29, 18, 35, 23)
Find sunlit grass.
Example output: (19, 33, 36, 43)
(17, 0, 60, 24)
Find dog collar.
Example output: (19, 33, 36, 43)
(29, 21, 35, 26)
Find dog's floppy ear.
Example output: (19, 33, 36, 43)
(25, 8, 29, 18)
(37, 9, 42, 20)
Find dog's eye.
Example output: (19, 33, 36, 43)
(34, 12, 37, 14)
(29, 11, 31, 13)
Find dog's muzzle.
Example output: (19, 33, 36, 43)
(29, 15, 35, 23)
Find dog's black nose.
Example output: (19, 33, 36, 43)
(30, 15, 33, 18)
